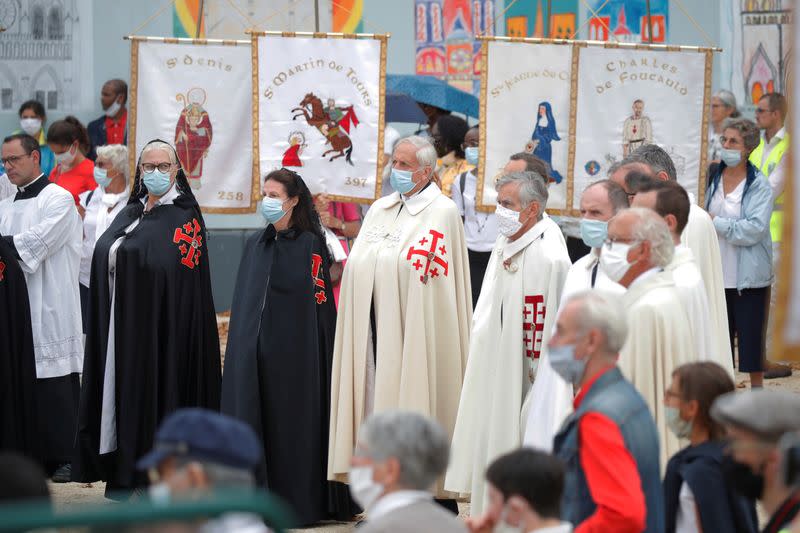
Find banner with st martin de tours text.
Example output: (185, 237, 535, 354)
(129, 38, 258, 213)
(253, 33, 387, 203)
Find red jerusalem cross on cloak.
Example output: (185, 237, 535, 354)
(0, 258, 5, 282)
(406, 229, 449, 284)
(172, 218, 203, 269)
(311, 253, 327, 304)
(523, 295, 546, 359)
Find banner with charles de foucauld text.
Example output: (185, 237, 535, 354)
(253, 33, 387, 203)
(129, 38, 257, 213)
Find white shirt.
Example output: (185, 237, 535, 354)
(707, 179, 745, 288)
(450, 169, 499, 252)
(79, 186, 130, 287)
(0, 172, 14, 201)
(675, 482, 699, 533)
(368, 490, 432, 522)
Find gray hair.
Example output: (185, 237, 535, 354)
(722, 117, 761, 153)
(358, 411, 449, 491)
(96, 144, 129, 180)
(565, 290, 629, 354)
(395, 135, 438, 170)
(495, 171, 549, 219)
(626, 207, 675, 267)
(140, 140, 178, 165)
(624, 144, 677, 181)
(713, 90, 741, 117)
(174, 458, 256, 489)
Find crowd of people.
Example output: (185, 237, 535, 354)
(0, 74, 798, 533)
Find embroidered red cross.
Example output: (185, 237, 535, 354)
(523, 295, 546, 359)
(0, 258, 5, 282)
(406, 229, 449, 284)
(311, 253, 327, 304)
(172, 218, 203, 269)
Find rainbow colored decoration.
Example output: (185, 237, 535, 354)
(332, 0, 364, 33)
(173, 0, 206, 38)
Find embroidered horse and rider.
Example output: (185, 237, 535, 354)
(292, 93, 360, 166)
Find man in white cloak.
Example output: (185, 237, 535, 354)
(328, 136, 472, 500)
(559, 179, 629, 306)
(445, 171, 571, 514)
(611, 144, 732, 370)
(602, 207, 696, 468)
(633, 180, 735, 377)
(0, 133, 82, 480)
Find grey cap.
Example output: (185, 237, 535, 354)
(711, 389, 800, 441)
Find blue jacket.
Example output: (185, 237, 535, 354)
(554, 367, 664, 533)
(705, 161, 773, 290)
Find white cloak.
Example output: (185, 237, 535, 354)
(619, 269, 696, 470)
(0, 179, 82, 378)
(328, 184, 472, 491)
(666, 245, 735, 376)
(445, 218, 572, 513)
(559, 248, 626, 308)
(682, 202, 733, 371)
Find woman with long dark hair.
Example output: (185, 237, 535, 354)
(47, 116, 95, 204)
(74, 139, 220, 498)
(222, 168, 355, 526)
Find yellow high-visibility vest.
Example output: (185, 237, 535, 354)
(749, 133, 789, 242)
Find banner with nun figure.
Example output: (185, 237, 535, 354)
(477, 39, 573, 213)
(253, 32, 387, 203)
(129, 38, 257, 213)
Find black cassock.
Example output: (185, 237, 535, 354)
(0, 234, 38, 459)
(74, 194, 221, 494)
(221, 226, 355, 526)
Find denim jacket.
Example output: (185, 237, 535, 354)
(706, 161, 774, 290)
(554, 367, 664, 533)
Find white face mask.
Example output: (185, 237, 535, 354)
(599, 241, 637, 283)
(105, 99, 122, 118)
(348, 465, 384, 511)
(148, 481, 171, 507)
(20, 118, 42, 136)
(54, 144, 77, 166)
(495, 204, 524, 237)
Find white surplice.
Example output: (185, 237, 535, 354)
(619, 268, 696, 469)
(445, 217, 572, 514)
(328, 184, 472, 493)
(666, 245, 735, 376)
(682, 200, 733, 370)
(0, 173, 14, 201)
(0, 176, 82, 378)
(559, 248, 626, 307)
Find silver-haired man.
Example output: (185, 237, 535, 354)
(350, 411, 466, 533)
(446, 171, 572, 514)
(602, 207, 696, 468)
(329, 136, 472, 508)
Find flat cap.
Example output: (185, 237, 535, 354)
(711, 389, 800, 441)
(136, 408, 262, 471)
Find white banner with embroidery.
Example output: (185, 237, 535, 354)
(254, 33, 386, 203)
(572, 47, 710, 212)
(130, 39, 256, 213)
(478, 41, 572, 214)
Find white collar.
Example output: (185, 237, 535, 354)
(141, 182, 180, 210)
(763, 127, 786, 144)
(17, 173, 46, 192)
(666, 244, 694, 270)
(583, 247, 601, 269)
(628, 266, 662, 291)
(502, 216, 549, 262)
(390, 182, 441, 216)
(368, 490, 432, 522)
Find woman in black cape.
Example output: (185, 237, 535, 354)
(221, 168, 355, 525)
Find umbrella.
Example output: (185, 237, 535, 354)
(386, 74, 479, 118)
(385, 91, 428, 123)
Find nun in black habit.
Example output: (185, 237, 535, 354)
(221, 168, 355, 526)
(74, 140, 221, 496)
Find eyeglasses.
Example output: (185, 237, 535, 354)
(140, 162, 174, 173)
(719, 136, 743, 146)
(0, 153, 32, 167)
(603, 237, 640, 251)
(754, 108, 772, 114)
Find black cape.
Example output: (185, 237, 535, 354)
(0, 234, 38, 459)
(74, 194, 221, 493)
(221, 226, 355, 526)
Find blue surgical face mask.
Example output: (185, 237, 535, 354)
(580, 219, 608, 249)
(548, 343, 587, 385)
(666, 406, 693, 439)
(260, 196, 287, 225)
(390, 167, 416, 195)
(94, 167, 112, 188)
(464, 146, 479, 166)
(720, 148, 742, 167)
(143, 169, 172, 196)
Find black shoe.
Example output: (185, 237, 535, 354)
(765, 364, 792, 379)
(51, 463, 72, 483)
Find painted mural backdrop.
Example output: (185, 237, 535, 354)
(414, 0, 496, 96)
(586, 0, 668, 43)
(504, 0, 577, 39)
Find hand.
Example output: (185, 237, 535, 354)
(76, 203, 86, 219)
(464, 512, 497, 533)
